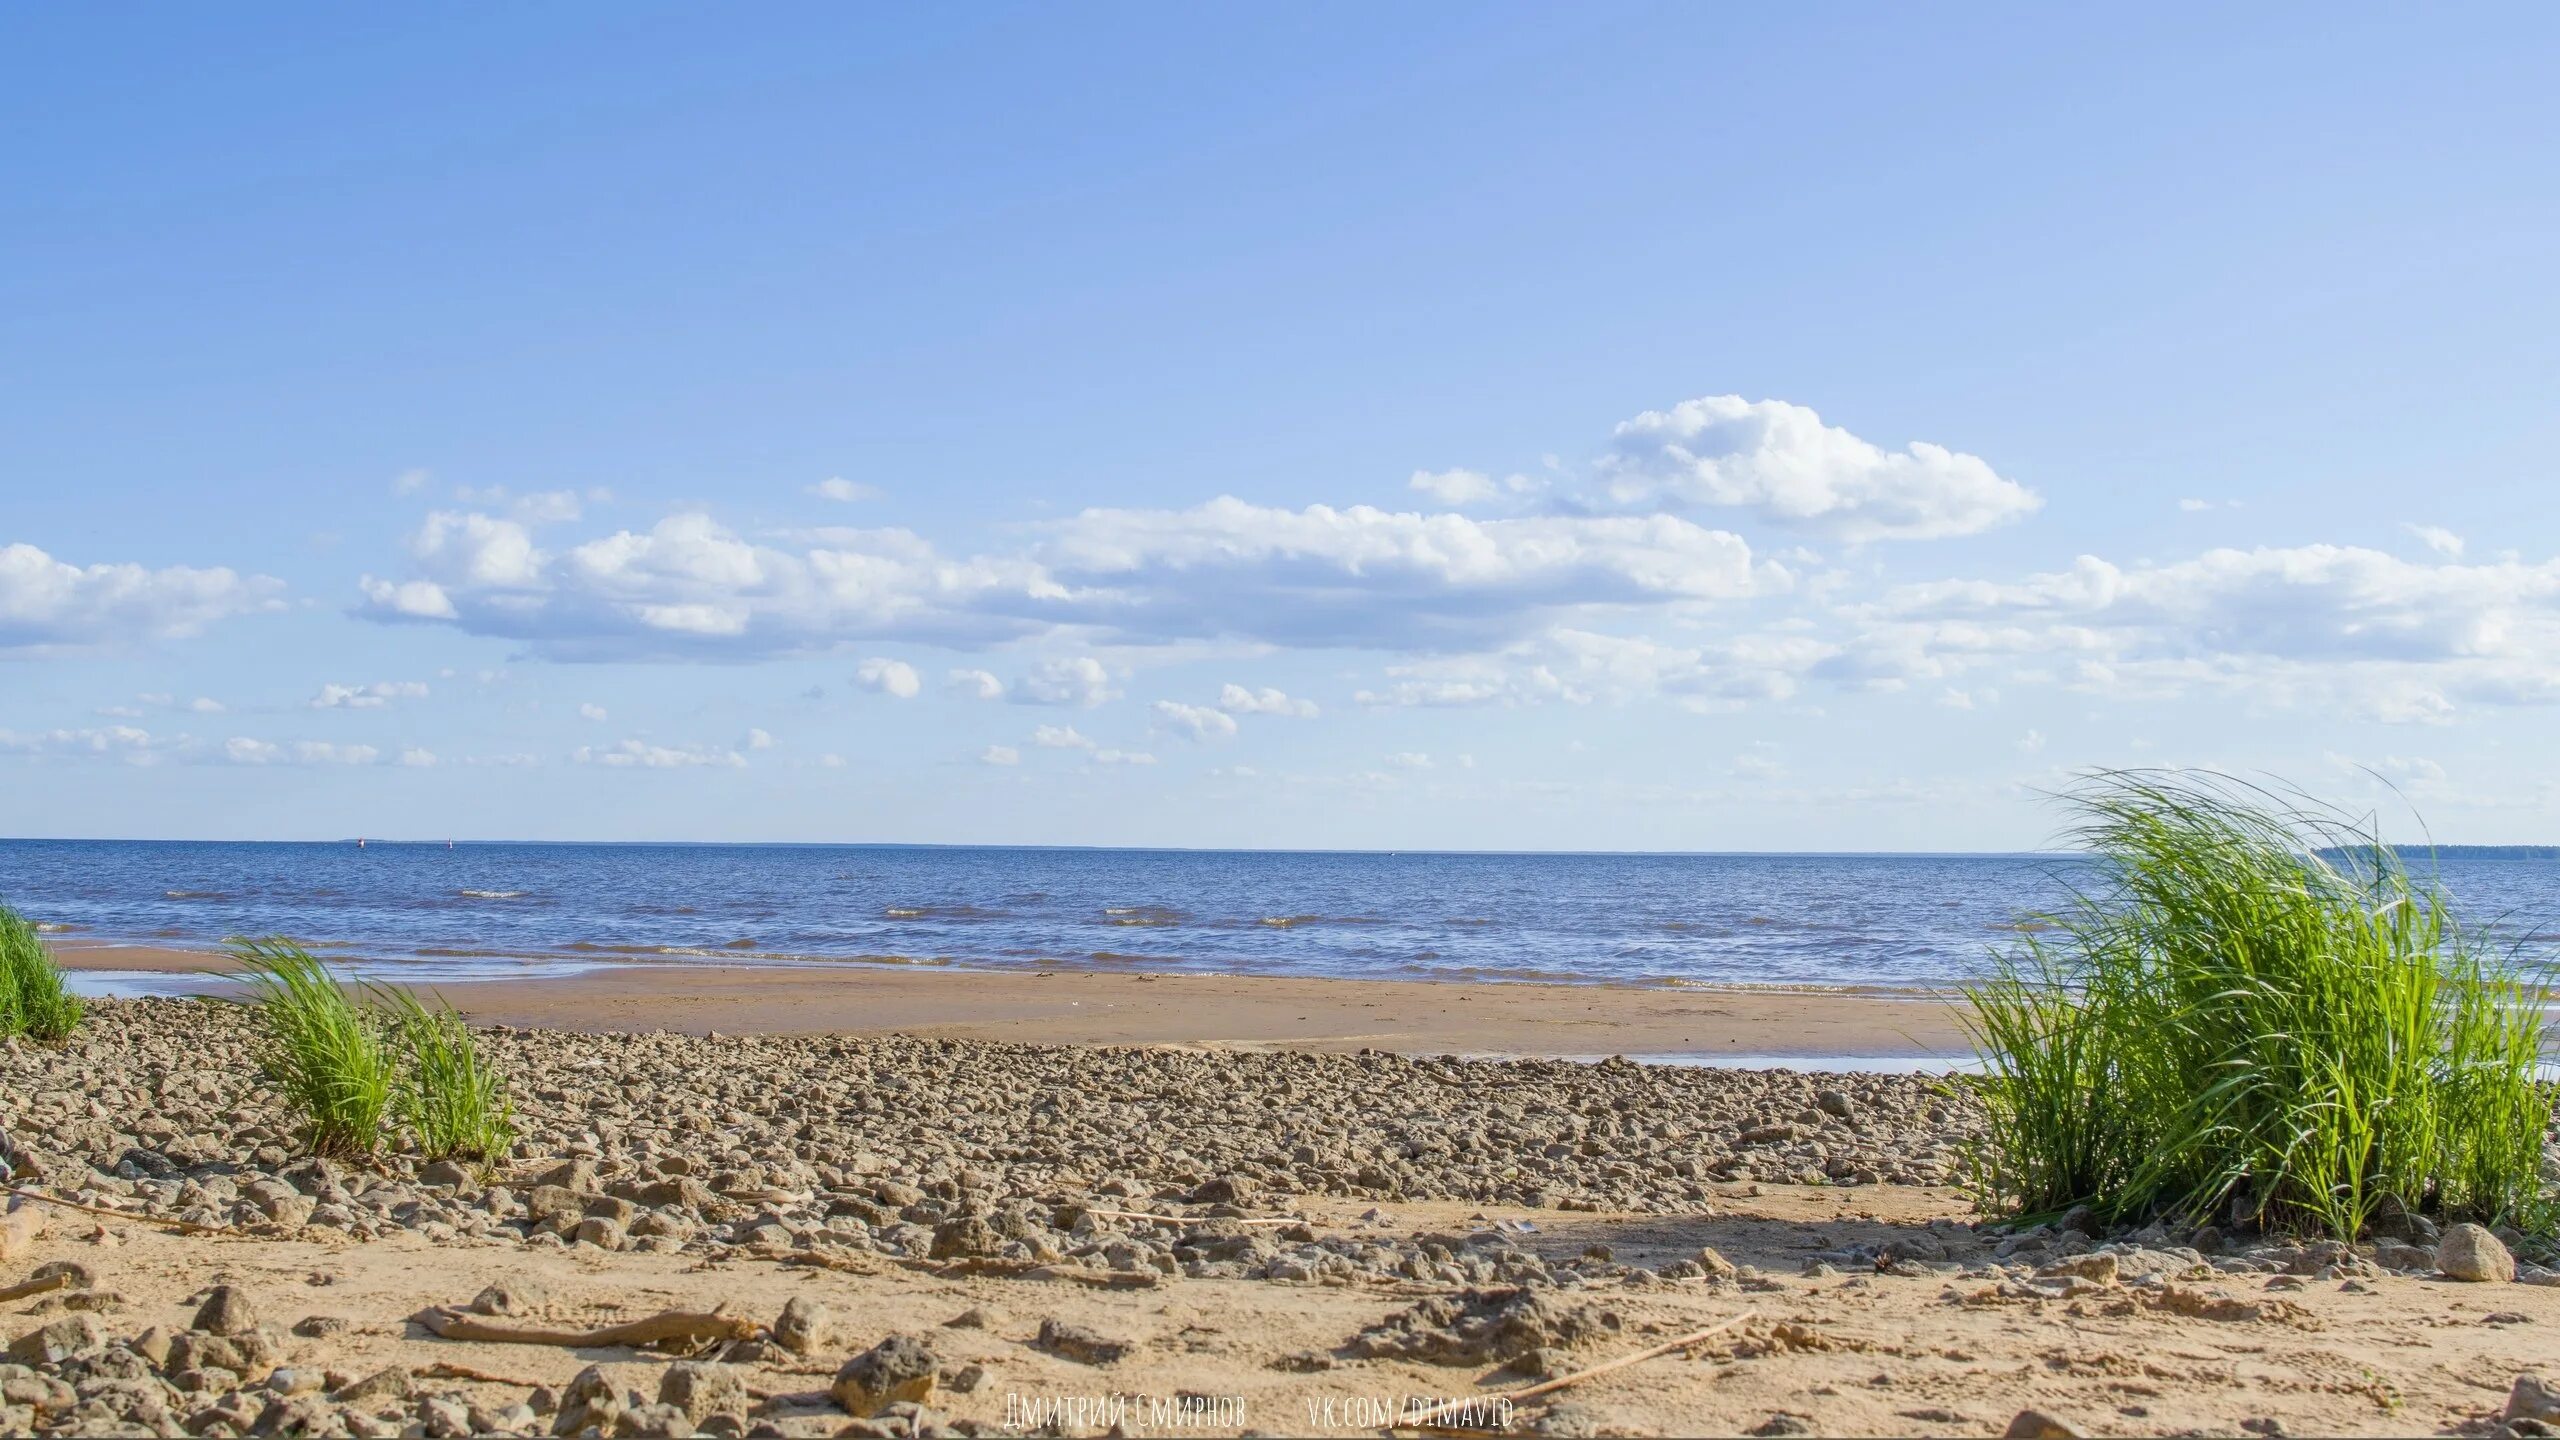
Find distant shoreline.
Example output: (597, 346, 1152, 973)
(50, 938, 1970, 1059)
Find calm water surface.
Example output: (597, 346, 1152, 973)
(4, 840, 2556, 990)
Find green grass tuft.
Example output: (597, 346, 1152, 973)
(1963, 770, 2555, 1240)
(229, 937, 397, 1159)
(372, 985, 517, 1165)
(0, 904, 84, 1042)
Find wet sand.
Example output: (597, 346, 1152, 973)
(52, 940, 1968, 1058)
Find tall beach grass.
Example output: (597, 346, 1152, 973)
(229, 936, 517, 1164)
(0, 904, 84, 1042)
(372, 985, 517, 1164)
(1964, 771, 2555, 1240)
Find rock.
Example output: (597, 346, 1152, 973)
(2004, 1409, 2089, 1439)
(573, 1215, 630, 1250)
(833, 1335, 940, 1415)
(2439, 1222, 2517, 1283)
(1814, 1089, 1855, 1120)
(191, 1285, 259, 1336)
(2037, 1253, 2118, 1285)
(290, 1315, 350, 1339)
(2373, 1240, 2434, 1272)
(419, 1159, 476, 1189)
(614, 1400, 698, 1437)
(526, 1185, 587, 1225)
(7, 1315, 103, 1365)
(534, 1158, 600, 1193)
(1036, 1318, 1131, 1366)
(553, 1365, 625, 1436)
(0, 1201, 45, 1264)
(2508, 1375, 2560, 1425)
(1190, 1174, 1257, 1205)
(471, 1279, 548, 1317)
(772, 1297, 837, 1356)
(256, 1193, 316, 1228)
(329, 1366, 411, 1407)
(2056, 1205, 2099, 1238)
(929, 1215, 1001, 1260)
(657, 1363, 747, 1424)
(941, 1308, 993, 1331)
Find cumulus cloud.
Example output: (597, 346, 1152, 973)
(979, 744, 1020, 766)
(1151, 700, 1239, 741)
(452, 485, 596, 524)
(2404, 524, 2465, 558)
(1859, 543, 2560, 722)
(220, 738, 385, 766)
(309, 680, 429, 710)
(1386, 751, 1434, 769)
(1595, 396, 2038, 542)
(578, 702, 609, 722)
(947, 668, 1006, 701)
(1031, 724, 1094, 750)
(808, 477, 884, 503)
(1038, 498, 1770, 649)
(855, 657, 921, 699)
(1011, 656, 1117, 707)
(745, 728, 775, 751)
(1092, 748, 1155, 765)
(1408, 469, 1499, 505)
(1218, 684, 1317, 718)
(0, 725, 171, 765)
(398, 747, 438, 768)
(574, 739, 748, 769)
(359, 511, 1055, 659)
(0, 542, 284, 654)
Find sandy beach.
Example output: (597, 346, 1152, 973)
(51, 940, 1972, 1059)
(5, 994, 2557, 1438)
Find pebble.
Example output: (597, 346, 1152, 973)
(2439, 1222, 2519, 1284)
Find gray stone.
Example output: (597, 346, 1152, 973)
(2004, 1409, 2089, 1439)
(772, 1297, 836, 1357)
(2438, 1222, 2517, 1283)
(6, 1315, 103, 1365)
(832, 1335, 939, 1416)
(1035, 1318, 1130, 1366)
(191, 1284, 259, 1336)
(2507, 1375, 2560, 1425)
(657, 1363, 747, 1424)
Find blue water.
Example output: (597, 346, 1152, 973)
(3, 840, 2557, 990)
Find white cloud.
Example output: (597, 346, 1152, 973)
(398, 747, 438, 768)
(360, 511, 1054, 659)
(818, 753, 847, 768)
(744, 727, 776, 751)
(2016, 729, 2046, 753)
(1040, 498, 1771, 650)
(573, 739, 748, 769)
(1596, 396, 2038, 542)
(947, 668, 1006, 701)
(215, 737, 386, 767)
(2403, 524, 2465, 558)
(309, 680, 429, 710)
(1408, 468, 1499, 506)
(0, 542, 284, 654)
(0, 725, 171, 765)
(979, 744, 1020, 766)
(578, 702, 609, 722)
(392, 468, 433, 495)
(1092, 748, 1156, 765)
(1011, 656, 1117, 707)
(2179, 498, 2242, 513)
(1218, 684, 1318, 718)
(1151, 700, 1239, 741)
(808, 477, 884, 503)
(453, 485, 590, 524)
(224, 737, 282, 765)
(188, 697, 225, 714)
(1386, 751, 1434, 769)
(1731, 745, 1786, 780)
(855, 657, 922, 699)
(1031, 724, 1095, 750)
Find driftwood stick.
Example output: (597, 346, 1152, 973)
(0, 1262, 91, 1303)
(414, 1360, 549, 1387)
(416, 1305, 760, 1349)
(5, 1185, 238, 1237)
(1398, 1311, 1757, 1430)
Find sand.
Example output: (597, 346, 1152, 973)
(8, 1185, 2555, 1437)
(51, 941, 1968, 1059)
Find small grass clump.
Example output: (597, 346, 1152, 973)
(0, 905, 84, 1042)
(372, 985, 517, 1165)
(1965, 771, 2554, 1240)
(231, 937, 398, 1159)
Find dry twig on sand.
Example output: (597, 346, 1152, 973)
(415, 1305, 760, 1350)
(1396, 1311, 1758, 1431)
(5, 1185, 241, 1237)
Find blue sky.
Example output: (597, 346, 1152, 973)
(6, 4, 2558, 849)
